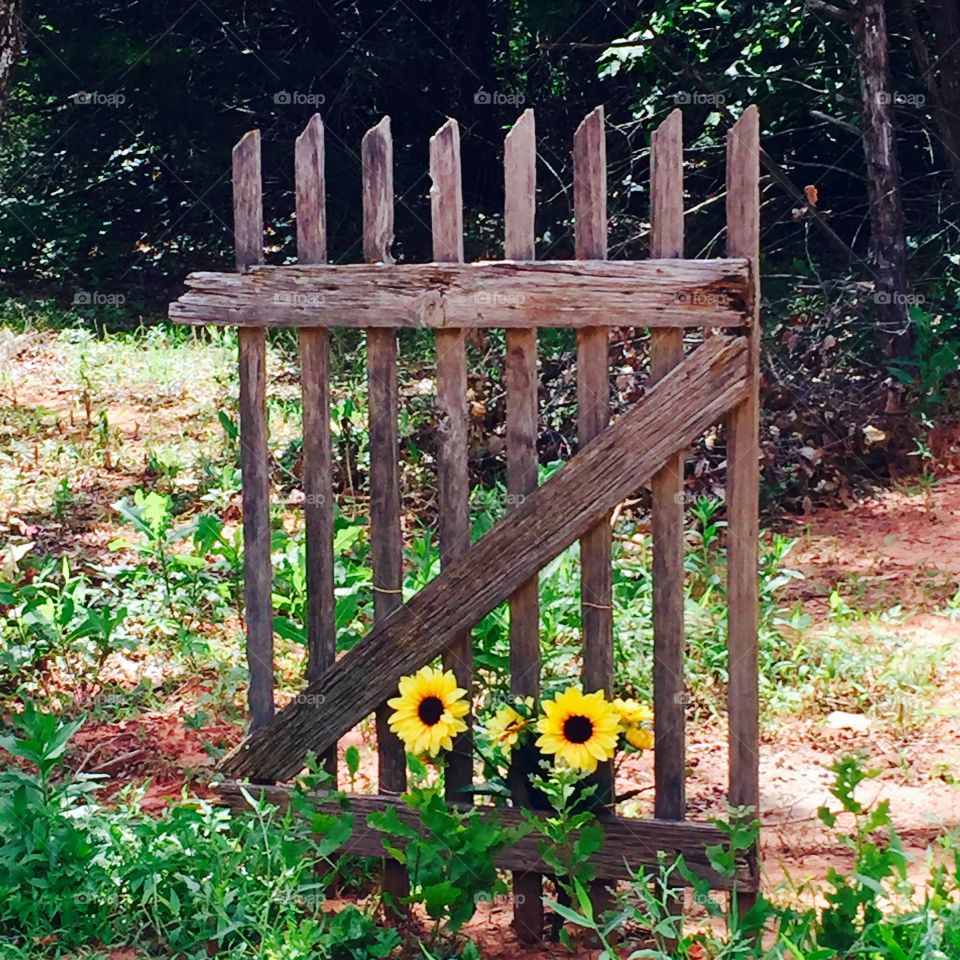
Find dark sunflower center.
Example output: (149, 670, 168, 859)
(417, 695, 445, 726)
(563, 715, 594, 744)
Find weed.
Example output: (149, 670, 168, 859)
(550, 755, 960, 958)
(0, 705, 398, 958)
(0, 555, 131, 696)
(368, 754, 524, 936)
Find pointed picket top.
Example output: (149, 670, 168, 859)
(504, 109, 536, 261)
(361, 116, 394, 264)
(232, 130, 263, 271)
(651, 109, 683, 260)
(295, 114, 326, 264)
(726, 105, 760, 264)
(429, 118, 464, 263)
(573, 106, 606, 260)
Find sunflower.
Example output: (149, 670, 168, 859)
(613, 697, 653, 728)
(613, 697, 654, 751)
(486, 697, 535, 752)
(387, 666, 469, 757)
(535, 687, 620, 773)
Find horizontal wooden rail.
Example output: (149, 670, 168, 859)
(212, 782, 755, 889)
(169, 258, 752, 329)
(220, 334, 751, 781)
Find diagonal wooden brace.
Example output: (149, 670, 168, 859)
(220, 334, 750, 781)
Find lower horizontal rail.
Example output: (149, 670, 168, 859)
(212, 781, 755, 890)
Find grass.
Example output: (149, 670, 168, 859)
(0, 323, 236, 520)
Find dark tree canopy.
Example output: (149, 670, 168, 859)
(1, 1, 955, 305)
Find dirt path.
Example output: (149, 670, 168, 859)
(720, 478, 960, 898)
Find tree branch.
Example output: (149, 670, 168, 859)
(803, 0, 857, 23)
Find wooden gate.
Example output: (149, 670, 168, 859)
(169, 104, 761, 939)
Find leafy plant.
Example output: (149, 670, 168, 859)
(0, 555, 130, 693)
(549, 755, 960, 958)
(523, 765, 605, 939)
(0, 704, 397, 958)
(368, 755, 525, 934)
(0, 703, 113, 946)
(815, 754, 909, 952)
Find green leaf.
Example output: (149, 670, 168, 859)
(420, 880, 460, 919)
(367, 806, 418, 841)
(543, 897, 592, 929)
(573, 876, 594, 923)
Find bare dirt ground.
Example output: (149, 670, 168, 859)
(749, 480, 960, 893)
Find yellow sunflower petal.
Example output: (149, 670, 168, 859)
(386, 665, 471, 756)
(535, 686, 620, 771)
(626, 726, 655, 751)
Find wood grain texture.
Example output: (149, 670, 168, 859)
(430, 119, 464, 262)
(367, 331, 403, 636)
(573, 107, 608, 262)
(362, 116, 407, 909)
(430, 119, 473, 801)
(219, 334, 751, 781)
(233, 131, 263, 270)
(650, 109, 686, 826)
(504, 109, 540, 702)
(295, 115, 335, 777)
(295, 115, 326, 264)
(212, 782, 755, 889)
(233, 130, 274, 735)
(574, 106, 613, 825)
(503, 107, 542, 943)
(169, 259, 753, 329)
(504, 110, 536, 261)
(725, 106, 761, 901)
(362, 117, 394, 264)
(649, 108, 687, 944)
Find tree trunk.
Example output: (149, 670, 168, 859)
(0, 0, 23, 121)
(853, 0, 911, 367)
(902, 0, 960, 201)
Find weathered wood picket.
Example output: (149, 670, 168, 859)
(169, 105, 762, 940)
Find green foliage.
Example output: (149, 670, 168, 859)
(550, 755, 960, 958)
(890, 305, 960, 415)
(274, 514, 375, 652)
(815, 754, 909, 953)
(110, 489, 243, 636)
(0, 706, 115, 947)
(770, 599, 947, 727)
(5, 708, 960, 959)
(0, 705, 397, 959)
(542, 801, 762, 957)
(0, 555, 131, 693)
(524, 765, 604, 900)
(368, 756, 525, 933)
